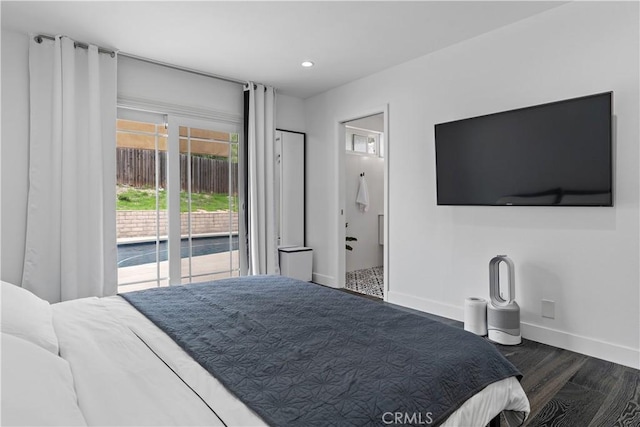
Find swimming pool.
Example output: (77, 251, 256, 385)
(117, 236, 239, 268)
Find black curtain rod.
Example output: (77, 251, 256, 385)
(35, 34, 257, 88)
(35, 34, 116, 58)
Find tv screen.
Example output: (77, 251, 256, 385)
(434, 92, 612, 206)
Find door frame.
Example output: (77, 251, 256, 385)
(335, 104, 389, 300)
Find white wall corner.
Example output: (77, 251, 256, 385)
(312, 272, 338, 288)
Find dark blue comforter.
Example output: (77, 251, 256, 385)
(121, 275, 521, 426)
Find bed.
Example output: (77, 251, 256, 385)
(1, 276, 529, 426)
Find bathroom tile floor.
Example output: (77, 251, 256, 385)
(345, 266, 384, 299)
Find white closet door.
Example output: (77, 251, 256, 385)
(277, 131, 305, 247)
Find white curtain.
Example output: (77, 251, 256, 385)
(22, 36, 117, 303)
(245, 83, 279, 275)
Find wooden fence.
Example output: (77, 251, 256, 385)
(117, 148, 238, 194)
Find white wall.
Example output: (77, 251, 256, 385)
(118, 56, 243, 122)
(304, 2, 640, 368)
(276, 93, 306, 133)
(345, 153, 384, 272)
(347, 114, 384, 133)
(118, 57, 305, 132)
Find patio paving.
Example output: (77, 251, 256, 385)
(118, 250, 239, 293)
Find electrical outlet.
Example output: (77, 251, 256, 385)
(541, 299, 555, 319)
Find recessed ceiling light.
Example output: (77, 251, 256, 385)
(301, 61, 314, 68)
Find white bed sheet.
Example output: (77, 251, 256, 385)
(52, 295, 529, 426)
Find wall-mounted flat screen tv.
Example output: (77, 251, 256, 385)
(434, 92, 612, 206)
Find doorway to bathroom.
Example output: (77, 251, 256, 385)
(342, 112, 386, 299)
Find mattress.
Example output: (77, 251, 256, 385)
(49, 289, 529, 426)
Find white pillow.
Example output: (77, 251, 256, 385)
(1, 333, 87, 426)
(1, 280, 59, 354)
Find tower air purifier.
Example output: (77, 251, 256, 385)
(487, 255, 521, 345)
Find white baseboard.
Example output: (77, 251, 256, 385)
(520, 322, 639, 370)
(387, 291, 465, 321)
(311, 272, 337, 288)
(386, 290, 640, 370)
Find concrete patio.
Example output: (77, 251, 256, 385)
(118, 250, 239, 293)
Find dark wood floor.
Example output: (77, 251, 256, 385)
(494, 338, 640, 426)
(341, 289, 640, 426)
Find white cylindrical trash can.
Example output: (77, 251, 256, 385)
(464, 297, 488, 336)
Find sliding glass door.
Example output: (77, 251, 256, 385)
(116, 111, 169, 291)
(167, 116, 240, 285)
(117, 112, 240, 291)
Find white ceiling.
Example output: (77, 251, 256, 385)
(1, 1, 565, 99)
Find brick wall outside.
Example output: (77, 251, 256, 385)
(117, 210, 238, 239)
